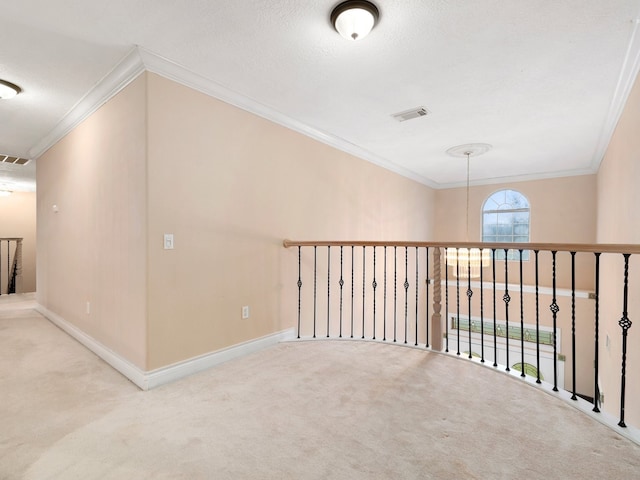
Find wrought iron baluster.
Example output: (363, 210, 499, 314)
(445, 249, 449, 352)
(618, 254, 632, 428)
(467, 261, 473, 359)
(372, 246, 377, 340)
(550, 251, 559, 392)
(313, 246, 317, 338)
(456, 249, 460, 356)
(480, 250, 485, 363)
(394, 246, 398, 343)
(339, 246, 344, 338)
(351, 246, 354, 339)
(415, 247, 419, 346)
(534, 250, 541, 384)
(519, 249, 525, 377)
(383, 246, 387, 341)
(362, 246, 366, 339)
(504, 249, 511, 372)
(426, 247, 430, 348)
(570, 251, 577, 400)
(297, 246, 302, 339)
(492, 249, 497, 367)
(327, 246, 331, 338)
(593, 252, 601, 412)
(404, 246, 409, 344)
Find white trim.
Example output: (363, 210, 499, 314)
(35, 304, 148, 389)
(28, 48, 146, 159)
(144, 327, 295, 390)
(137, 47, 436, 188)
(35, 304, 295, 390)
(590, 17, 640, 172)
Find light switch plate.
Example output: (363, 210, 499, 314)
(164, 234, 174, 250)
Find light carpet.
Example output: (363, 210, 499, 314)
(1, 294, 640, 479)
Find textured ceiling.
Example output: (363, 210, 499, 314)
(1, 0, 640, 192)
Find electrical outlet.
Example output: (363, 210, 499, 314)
(242, 306, 250, 319)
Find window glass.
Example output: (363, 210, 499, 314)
(482, 189, 530, 260)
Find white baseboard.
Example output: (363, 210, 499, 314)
(35, 304, 295, 390)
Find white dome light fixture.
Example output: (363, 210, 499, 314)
(331, 1, 379, 41)
(0, 79, 21, 100)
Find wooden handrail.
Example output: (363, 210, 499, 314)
(283, 239, 640, 255)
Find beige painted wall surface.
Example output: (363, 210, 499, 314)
(596, 69, 640, 427)
(36, 74, 148, 369)
(435, 175, 597, 290)
(145, 73, 435, 369)
(0, 192, 36, 292)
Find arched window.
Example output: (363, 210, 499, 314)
(482, 189, 530, 260)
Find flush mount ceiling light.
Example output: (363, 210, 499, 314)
(0, 79, 21, 100)
(331, 1, 379, 41)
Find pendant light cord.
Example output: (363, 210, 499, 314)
(465, 152, 470, 243)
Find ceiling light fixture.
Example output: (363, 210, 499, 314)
(0, 79, 21, 100)
(445, 143, 493, 278)
(0, 190, 12, 197)
(331, 1, 379, 41)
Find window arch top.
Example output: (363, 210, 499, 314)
(482, 189, 530, 260)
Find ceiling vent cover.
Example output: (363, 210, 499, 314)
(0, 154, 30, 165)
(391, 106, 429, 122)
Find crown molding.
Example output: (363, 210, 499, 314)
(137, 47, 437, 188)
(590, 17, 640, 171)
(28, 48, 146, 159)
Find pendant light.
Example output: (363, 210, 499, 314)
(445, 144, 492, 278)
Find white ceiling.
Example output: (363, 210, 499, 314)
(2, 0, 640, 192)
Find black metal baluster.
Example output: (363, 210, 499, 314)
(504, 249, 511, 371)
(404, 246, 409, 344)
(339, 246, 344, 338)
(519, 249, 525, 377)
(415, 247, 419, 346)
(570, 251, 577, 400)
(351, 246, 354, 338)
(327, 246, 331, 338)
(362, 246, 366, 339)
(383, 246, 387, 341)
(467, 260, 473, 359)
(456, 249, 461, 356)
(313, 246, 317, 338)
(534, 250, 541, 384)
(492, 249, 497, 367)
(550, 251, 560, 392)
(593, 252, 601, 412)
(394, 246, 398, 343)
(618, 254, 632, 428)
(372, 246, 377, 340)
(480, 250, 485, 363)
(297, 246, 302, 339)
(445, 249, 449, 352)
(426, 247, 430, 348)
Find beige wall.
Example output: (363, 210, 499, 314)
(435, 175, 598, 290)
(596, 69, 640, 426)
(36, 74, 148, 369)
(0, 192, 36, 293)
(145, 73, 435, 369)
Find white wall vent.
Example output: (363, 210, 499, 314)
(0, 155, 30, 165)
(391, 107, 429, 122)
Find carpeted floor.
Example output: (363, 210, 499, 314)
(2, 294, 640, 479)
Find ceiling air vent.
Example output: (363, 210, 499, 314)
(0, 154, 30, 165)
(391, 106, 429, 122)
